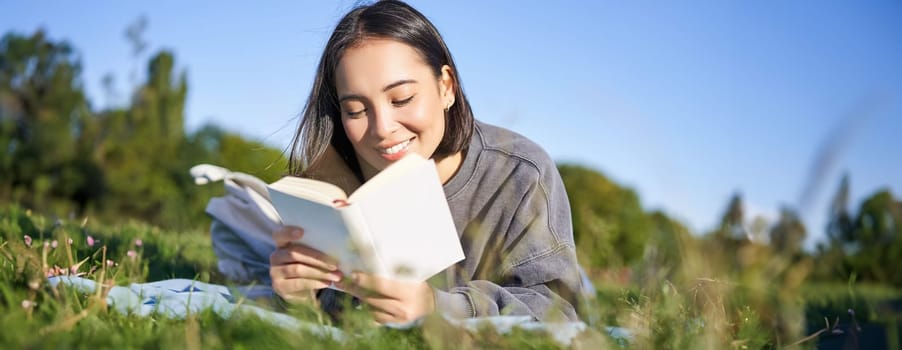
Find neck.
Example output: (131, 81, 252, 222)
(433, 151, 463, 184)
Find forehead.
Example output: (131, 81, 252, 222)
(334, 38, 433, 92)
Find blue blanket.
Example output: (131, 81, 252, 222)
(48, 276, 629, 345)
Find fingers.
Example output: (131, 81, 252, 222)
(337, 273, 435, 324)
(272, 276, 332, 294)
(371, 309, 398, 324)
(270, 245, 338, 271)
(269, 233, 345, 305)
(270, 262, 343, 282)
(361, 296, 400, 316)
(270, 262, 341, 304)
(334, 279, 373, 299)
(272, 279, 326, 303)
(347, 272, 395, 299)
(272, 226, 304, 247)
(362, 296, 425, 324)
(336, 283, 401, 323)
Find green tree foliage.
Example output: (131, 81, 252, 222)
(813, 174, 855, 281)
(187, 124, 287, 183)
(769, 207, 807, 257)
(826, 173, 853, 242)
(180, 124, 288, 224)
(713, 192, 747, 242)
(0, 30, 99, 214)
(97, 51, 190, 225)
(637, 210, 695, 282)
(845, 190, 902, 285)
(815, 174, 902, 286)
(0, 30, 288, 229)
(557, 164, 651, 269)
(706, 192, 751, 258)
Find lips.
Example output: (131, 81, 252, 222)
(379, 138, 413, 155)
(381, 138, 411, 155)
(377, 137, 413, 161)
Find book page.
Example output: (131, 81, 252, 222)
(348, 154, 425, 203)
(269, 176, 348, 206)
(351, 155, 464, 282)
(268, 188, 363, 273)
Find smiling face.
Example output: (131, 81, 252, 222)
(335, 38, 457, 180)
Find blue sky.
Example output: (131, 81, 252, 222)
(3, 1, 901, 248)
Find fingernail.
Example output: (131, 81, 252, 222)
(292, 229, 302, 238)
(330, 272, 342, 282)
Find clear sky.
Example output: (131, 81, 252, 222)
(3, 1, 901, 248)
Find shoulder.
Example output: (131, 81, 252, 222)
(470, 121, 574, 244)
(445, 119, 564, 201)
(473, 120, 558, 178)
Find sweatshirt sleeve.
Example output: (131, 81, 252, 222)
(434, 160, 583, 321)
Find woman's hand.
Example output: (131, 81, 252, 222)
(337, 272, 435, 324)
(269, 226, 343, 304)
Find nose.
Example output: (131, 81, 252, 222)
(369, 104, 398, 139)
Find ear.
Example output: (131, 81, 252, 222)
(439, 65, 456, 109)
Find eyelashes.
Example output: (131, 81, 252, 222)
(392, 95, 414, 107)
(344, 95, 416, 117)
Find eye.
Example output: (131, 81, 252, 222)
(342, 102, 366, 118)
(345, 109, 366, 118)
(392, 95, 414, 107)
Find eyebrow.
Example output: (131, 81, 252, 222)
(338, 79, 418, 103)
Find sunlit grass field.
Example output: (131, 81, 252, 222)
(1, 204, 898, 349)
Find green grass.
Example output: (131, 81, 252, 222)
(2, 204, 899, 349)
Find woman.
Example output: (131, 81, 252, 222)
(268, 0, 583, 324)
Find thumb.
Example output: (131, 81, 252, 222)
(273, 226, 304, 247)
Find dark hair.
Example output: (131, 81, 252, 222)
(288, 0, 474, 180)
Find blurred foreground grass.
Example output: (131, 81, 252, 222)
(1, 204, 899, 349)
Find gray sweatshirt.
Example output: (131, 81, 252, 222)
(430, 121, 582, 321)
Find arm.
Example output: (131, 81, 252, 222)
(435, 162, 583, 321)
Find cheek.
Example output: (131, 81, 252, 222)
(409, 98, 444, 130)
(341, 119, 367, 144)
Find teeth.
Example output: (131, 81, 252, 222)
(382, 139, 411, 155)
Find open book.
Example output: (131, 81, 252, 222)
(266, 154, 464, 282)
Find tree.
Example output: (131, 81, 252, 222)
(93, 51, 180, 221)
(638, 210, 696, 282)
(703, 192, 755, 265)
(846, 190, 902, 285)
(812, 174, 853, 281)
(0, 30, 99, 213)
(0, 26, 295, 230)
(769, 207, 806, 256)
(557, 164, 651, 268)
(815, 187, 902, 285)
(714, 192, 747, 241)
(826, 173, 853, 242)
(180, 123, 289, 224)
